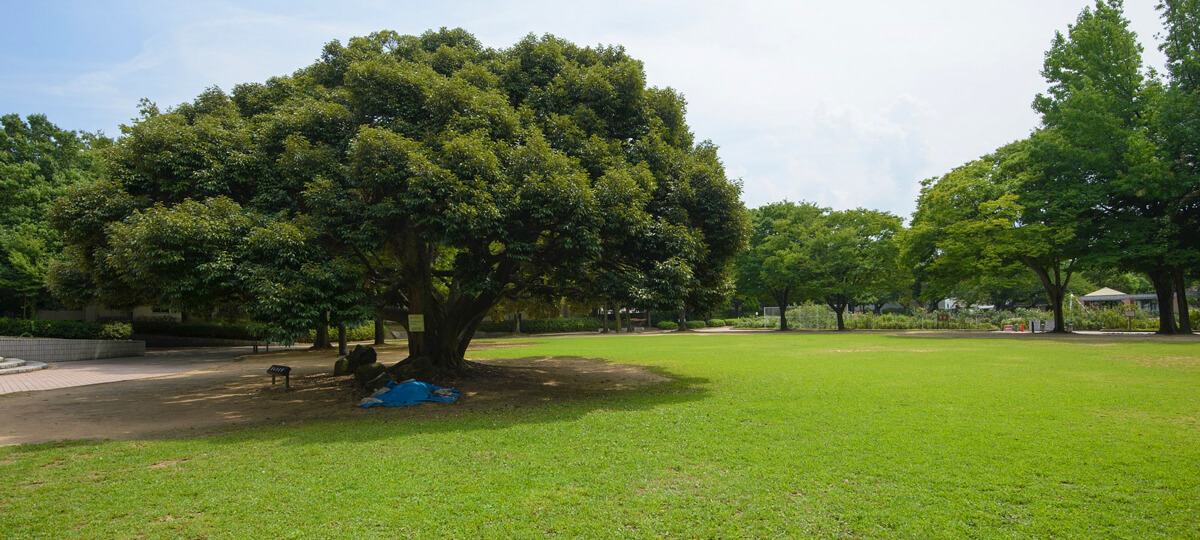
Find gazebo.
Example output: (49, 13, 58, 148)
(1080, 288, 1160, 311)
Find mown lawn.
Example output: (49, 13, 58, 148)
(2, 333, 1198, 538)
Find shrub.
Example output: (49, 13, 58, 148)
(132, 321, 261, 340)
(296, 323, 376, 343)
(98, 322, 133, 340)
(0, 317, 132, 340)
(735, 317, 776, 328)
(523, 317, 601, 334)
(725, 319, 740, 326)
(656, 321, 678, 330)
(477, 317, 602, 334)
(686, 320, 706, 329)
(706, 319, 726, 328)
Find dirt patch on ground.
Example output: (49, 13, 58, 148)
(0, 342, 669, 446)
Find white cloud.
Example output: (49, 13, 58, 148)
(15, 0, 1171, 215)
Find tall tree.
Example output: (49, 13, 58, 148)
(51, 29, 746, 376)
(1155, 0, 1200, 332)
(736, 201, 826, 331)
(1033, 0, 1179, 332)
(808, 208, 907, 331)
(908, 139, 1083, 331)
(905, 153, 1034, 310)
(0, 114, 107, 318)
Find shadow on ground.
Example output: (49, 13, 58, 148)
(0, 341, 709, 448)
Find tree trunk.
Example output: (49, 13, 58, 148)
(601, 303, 610, 333)
(1021, 256, 1070, 334)
(774, 289, 790, 331)
(1148, 269, 1178, 335)
(374, 317, 387, 345)
(677, 308, 688, 331)
(626, 310, 634, 333)
(513, 312, 522, 335)
(827, 295, 849, 331)
(390, 233, 511, 377)
(614, 304, 623, 334)
(311, 312, 332, 350)
(401, 238, 461, 371)
(1174, 266, 1193, 334)
(337, 324, 348, 356)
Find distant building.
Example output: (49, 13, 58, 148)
(1079, 287, 1198, 312)
(937, 298, 995, 311)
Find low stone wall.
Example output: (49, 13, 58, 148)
(0, 337, 145, 363)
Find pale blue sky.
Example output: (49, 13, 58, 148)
(0, 0, 1169, 217)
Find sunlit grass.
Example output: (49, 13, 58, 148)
(2, 333, 1198, 538)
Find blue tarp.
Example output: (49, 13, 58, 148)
(360, 380, 460, 408)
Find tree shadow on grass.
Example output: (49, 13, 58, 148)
(0, 355, 710, 450)
(205, 356, 712, 448)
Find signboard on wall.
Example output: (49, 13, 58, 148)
(408, 314, 425, 333)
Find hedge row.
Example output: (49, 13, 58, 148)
(0, 318, 132, 340)
(132, 321, 262, 340)
(477, 317, 602, 334)
(296, 324, 377, 343)
(654, 319, 737, 330)
(729, 305, 1199, 331)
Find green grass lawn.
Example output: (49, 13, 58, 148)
(2, 333, 1199, 538)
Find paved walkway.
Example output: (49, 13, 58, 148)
(0, 347, 258, 395)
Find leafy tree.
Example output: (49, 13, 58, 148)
(808, 208, 907, 331)
(1154, 0, 1200, 332)
(51, 29, 747, 375)
(0, 114, 107, 317)
(736, 201, 825, 331)
(739, 202, 905, 331)
(1032, 0, 1181, 332)
(904, 153, 1034, 310)
(909, 138, 1087, 331)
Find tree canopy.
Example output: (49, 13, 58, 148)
(737, 201, 826, 331)
(738, 202, 905, 331)
(50, 28, 748, 373)
(0, 114, 107, 317)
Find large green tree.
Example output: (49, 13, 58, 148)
(738, 202, 905, 331)
(736, 201, 825, 331)
(1154, 0, 1200, 332)
(0, 114, 107, 318)
(1033, 0, 1185, 333)
(52, 29, 746, 375)
(907, 138, 1084, 331)
(808, 208, 907, 331)
(904, 153, 1033, 310)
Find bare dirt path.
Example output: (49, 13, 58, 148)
(0, 342, 668, 446)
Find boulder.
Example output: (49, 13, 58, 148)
(354, 361, 388, 387)
(345, 345, 377, 374)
